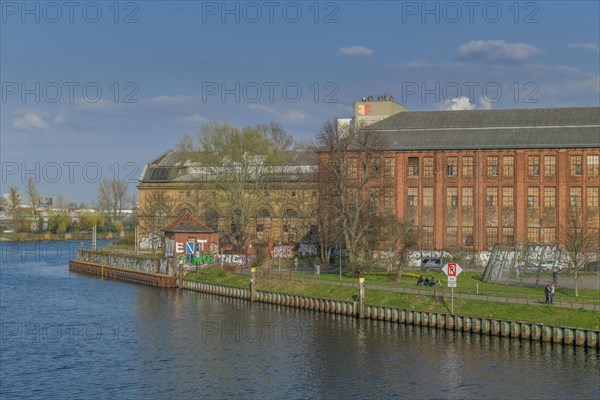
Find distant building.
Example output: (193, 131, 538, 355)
(138, 150, 319, 251)
(338, 106, 600, 251)
(139, 100, 600, 253)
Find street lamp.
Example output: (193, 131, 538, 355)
(245, 244, 253, 269)
(277, 240, 282, 273)
(338, 243, 342, 281)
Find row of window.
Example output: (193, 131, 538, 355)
(405, 155, 599, 178)
(417, 225, 599, 248)
(346, 157, 396, 177)
(418, 226, 483, 248)
(405, 186, 599, 208)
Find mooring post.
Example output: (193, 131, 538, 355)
(359, 277, 365, 318)
(250, 267, 257, 301)
(178, 260, 183, 288)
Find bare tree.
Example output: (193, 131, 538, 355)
(137, 190, 178, 251)
(7, 186, 23, 231)
(256, 122, 294, 152)
(25, 178, 41, 230)
(95, 179, 112, 215)
(314, 201, 342, 265)
(316, 119, 389, 265)
(559, 205, 599, 297)
(176, 121, 285, 252)
(379, 214, 417, 278)
(55, 194, 68, 209)
(111, 180, 129, 218)
(94, 179, 129, 219)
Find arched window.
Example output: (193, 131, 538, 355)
(256, 209, 271, 242)
(204, 209, 219, 231)
(283, 208, 299, 243)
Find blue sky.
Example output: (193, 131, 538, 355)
(1, 1, 599, 203)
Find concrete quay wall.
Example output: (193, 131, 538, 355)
(183, 279, 600, 349)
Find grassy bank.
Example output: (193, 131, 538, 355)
(185, 268, 600, 330)
(0, 232, 126, 242)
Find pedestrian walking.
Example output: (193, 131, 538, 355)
(550, 283, 555, 305)
(544, 284, 551, 304)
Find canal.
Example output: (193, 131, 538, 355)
(1, 241, 598, 399)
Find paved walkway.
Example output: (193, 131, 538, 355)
(251, 269, 600, 312)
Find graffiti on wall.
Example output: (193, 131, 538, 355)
(190, 252, 215, 266)
(298, 243, 318, 257)
(218, 254, 245, 265)
(273, 245, 294, 258)
(165, 239, 175, 257)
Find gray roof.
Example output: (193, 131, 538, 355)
(364, 107, 600, 151)
(140, 150, 318, 183)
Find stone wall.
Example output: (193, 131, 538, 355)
(78, 249, 162, 274)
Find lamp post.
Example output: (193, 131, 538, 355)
(338, 243, 342, 281)
(245, 244, 253, 269)
(277, 240, 282, 273)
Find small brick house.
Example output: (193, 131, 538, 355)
(163, 210, 220, 272)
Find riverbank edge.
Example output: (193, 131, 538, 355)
(67, 260, 600, 349)
(182, 279, 600, 349)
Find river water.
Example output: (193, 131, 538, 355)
(0, 241, 598, 399)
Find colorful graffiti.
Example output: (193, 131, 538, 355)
(273, 245, 294, 258)
(190, 252, 215, 266)
(298, 243, 318, 257)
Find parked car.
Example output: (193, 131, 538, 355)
(518, 261, 560, 273)
(420, 258, 444, 272)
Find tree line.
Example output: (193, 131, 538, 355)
(0, 177, 137, 235)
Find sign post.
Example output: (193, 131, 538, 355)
(442, 263, 462, 314)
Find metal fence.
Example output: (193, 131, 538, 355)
(235, 268, 600, 311)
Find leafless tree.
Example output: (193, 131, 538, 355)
(316, 119, 389, 264)
(95, 179, 129, 219)
(314, 201, 342, 265)
(256, 122, 295, 152)
(176, 121, 285, 252)
(55, 194, 68, 209)
(7, 186, 22, 231)
(559, 205, 599, 297)
(25, 177, 41, 230)
(137, 190, 178, 251)
(379, 214, 417, 278)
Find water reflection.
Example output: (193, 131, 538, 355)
(1, 241, 599, 399)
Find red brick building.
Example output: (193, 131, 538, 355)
(163, 211, 220, 270)
(333, 106, 600, 251)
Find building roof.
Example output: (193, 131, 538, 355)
(140, 150, 319, 183)
(364, 107, 600, 151)
(163, 210, 216, 233)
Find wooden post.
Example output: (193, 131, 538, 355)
(178, 260, 183, 288)
(250, 267, 257, 301)
(359, 277, 365, 318)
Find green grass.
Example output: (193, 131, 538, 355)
(184, 268, 600, 329)
(289, 269, 599, 304)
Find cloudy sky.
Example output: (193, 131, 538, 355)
(1, 1, 599, 203)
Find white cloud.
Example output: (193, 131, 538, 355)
(53, 110, 68, 124)
(74, 98, 117, 110)
(568, 42, 600, 53)
(440, 97, 475, 110)
(458, 40, 543, 63)
(12, 112, 49, 130)
(177, 114, 209, 124)
(248, 104, 306, 122)
(439, 96, 494, 111)
(479, 96, 494, 110)
(145, 95, 197, 106)
(339, 46, 374, 57)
